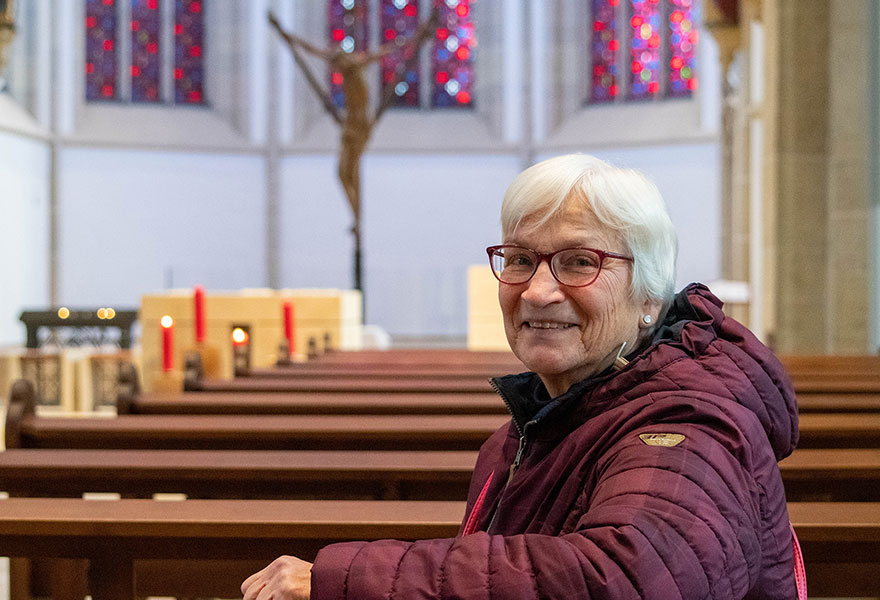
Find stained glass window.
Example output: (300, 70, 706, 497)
(328, 0, 369, 107)
(174, 0, 205, 104)
(131, 0, 161, 103)
(668, 0, 698, 96)
(85, 0, 118, 101)
(590, 0, 618, 103)
(431, 0, 475, 108)
(588, 0, 698, 103)
(628, 0, 660, 100)
(380, 0, 421, 108)
(85, 0, 205, 105)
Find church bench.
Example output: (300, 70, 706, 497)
(0, 448, 477, 500)
(789, 375, 880, 394)
(793, 412, 880, 448)
(246, 361, 525, 378)
(0, 497, 465, 600)
(6, 411, 507, 451)
(9, 380, 880, 450)
(779, 354, 880, 376)
(779, 448, 880, 501)
(10, 408, 880, 452)
(118, 389, 880, 416)
(118, 389, 507, 415)
(185, 372, 498, 393)
(0, 498, 876, 600)
(304, 348, 520, 366)
(6, 380, 507, 451)
(1, 448, 878, 503)
(795, 392, 880, 413)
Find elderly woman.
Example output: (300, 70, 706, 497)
(242, 154, 800, 599)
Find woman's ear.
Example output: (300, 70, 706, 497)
(638, 298, 663, 330)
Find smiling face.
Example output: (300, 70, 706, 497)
(499, 199, 658, 397)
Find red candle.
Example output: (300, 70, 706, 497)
(283, 301, 294, 355)
(161, 315, 174, 372)
(194, 285, 205, 342)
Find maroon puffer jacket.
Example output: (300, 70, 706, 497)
(311, 284, 799, 599)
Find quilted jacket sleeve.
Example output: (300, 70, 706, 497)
(309, 416, 787, 599)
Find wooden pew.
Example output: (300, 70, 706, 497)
(780, 354, 880, 376)
(118, 390, 507, 416)
(119, 389, 880, 416)
(795, 413, 880, 448)
(0, 449, 477, 500)
(786, 502, 880, 597)
(779, 448, 880, 501)
(7, 380, 507, 451)
(0, 497, 465, 600)
(187, 373, 497, 393)
(0, 497, 876, 599)
(303, 348, 520, 366)
(795, 393, 880, 413)
(2, 448, 878, 503)
(9, 381, 880, 450)
(247, 362, 526, 378)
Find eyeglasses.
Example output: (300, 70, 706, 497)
(486, 245, 633, 287)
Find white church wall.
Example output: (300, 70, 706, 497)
(569, 143, 723, 293)
(279, 147, 717, 338)
(0, 131, 50, 346)
(279, 153, 516, 335)
(57, 148, 266, 314)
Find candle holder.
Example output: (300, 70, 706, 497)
(0, 0, 15, 83)
(231, 326, 251, 377)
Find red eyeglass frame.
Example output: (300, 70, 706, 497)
(486, 244, 634, 288)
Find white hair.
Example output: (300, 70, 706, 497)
(501, 154, 678, 315)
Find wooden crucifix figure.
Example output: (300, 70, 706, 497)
(268, 8, 438, 295)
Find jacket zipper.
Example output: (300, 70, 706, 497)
(486, 379, 534, 533)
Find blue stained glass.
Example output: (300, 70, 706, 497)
(668, 0, 698, 97)
(328, 0, 368, 108)
(131, 0, 161, 103)
(431, 0, 475, 108)
(85, 0, 118, 101)
(174, 0, 205, 104)
(628, 0, 661, 100)
(380, 0, 421, 107)
(589, 0, 617, 103)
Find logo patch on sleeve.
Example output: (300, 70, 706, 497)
(639, 433, 686, 447)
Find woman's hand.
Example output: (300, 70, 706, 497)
(241, 555, 312, 600)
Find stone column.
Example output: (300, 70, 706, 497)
(767, 0, 872, 353)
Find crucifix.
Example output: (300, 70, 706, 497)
(0, 0, 15, 80)
(268, 7, 437, 296)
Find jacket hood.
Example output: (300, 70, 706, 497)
(493, 283, 799, 460)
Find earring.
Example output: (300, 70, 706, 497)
(642, 315, 652, 325)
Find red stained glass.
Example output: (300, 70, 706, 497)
(328, 0, 368, 107)
(628, 0, 661, 100)
(175, 0, 206, 104)
(131, 0, 161, 103)
(588, 0, 699, 104)
(668, 0, 698, 97)
(86, 0, 117, 101)
(589, 0, 617, 103)
(379, 0, 422, 107)
(431, 0, 475, 108)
